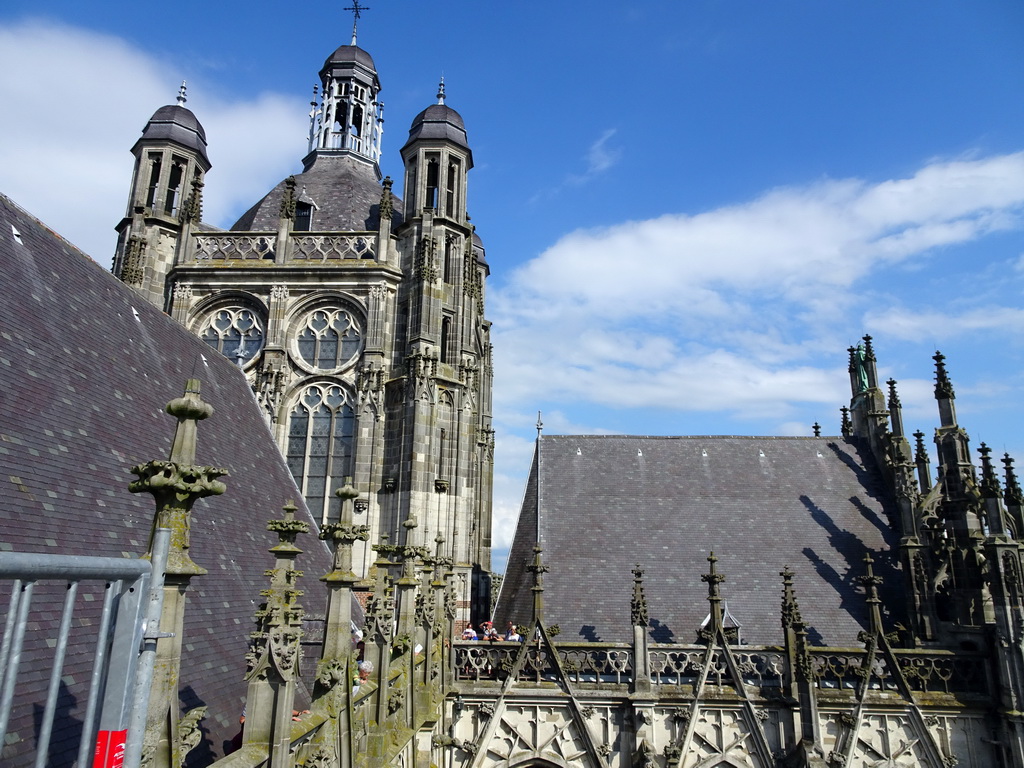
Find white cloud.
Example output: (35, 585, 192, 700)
(492, 152, 1024, 423)
(0, 19, 307, 262)
(528, 128, 621, 204)
(577, 128, 620, 178)
(867, 306, 1024, 341)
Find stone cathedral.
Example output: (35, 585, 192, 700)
(5, 14, 1024, 768)
(109, 33, 494, 621)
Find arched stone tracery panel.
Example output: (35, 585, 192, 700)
(285, 382, 356, 524)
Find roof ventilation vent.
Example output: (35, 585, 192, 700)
(637, 448, 642, 457)
(758, 449, 766, 457)
(701, 448, 708, 457)
(131, 307, 141, 322)
(11, 225, 23, 245)
(576, 447, 582, 456)
(816, 450, 824, 458)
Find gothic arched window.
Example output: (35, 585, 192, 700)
(286, 383, 356, 523)
(296, 308, 362, 370)
(199, 307, 265, 365)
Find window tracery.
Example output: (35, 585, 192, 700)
(286, 383, 356, 523)
(198, 306, 265, 364)
(296, 308, 362, 370)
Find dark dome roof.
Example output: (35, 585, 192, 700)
(472, 231, 488, 269)
(402, 104, 472, 158)
(136, 105, 210, 166)
(323, 44, 375, 71)
(231, 154, 403, 232)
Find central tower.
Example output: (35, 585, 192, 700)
(111, 29, 494, 623)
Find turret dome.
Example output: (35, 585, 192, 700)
(136, 104, 210, 167)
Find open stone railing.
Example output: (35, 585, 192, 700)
(193, 233, 277, 260)
(290, 234, 376, 261)
(452, 642, 989, 699)
(810, 648, 989, 696)
(191, 232, 377, 262)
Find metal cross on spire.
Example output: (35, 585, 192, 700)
(344, 1, 370, 45)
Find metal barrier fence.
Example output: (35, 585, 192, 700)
(0, 551, 152, 768)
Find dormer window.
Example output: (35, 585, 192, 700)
(295, 202, 313, 232)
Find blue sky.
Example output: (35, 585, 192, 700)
(1, 2, 1023, 572)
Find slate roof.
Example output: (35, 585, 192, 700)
(0, 193, 339, 766)
(231, 153, 402, 232)
(496, 435, 906, 647)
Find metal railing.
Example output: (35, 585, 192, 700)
(0, 550, 152, 768)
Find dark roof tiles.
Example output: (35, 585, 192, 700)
(0, 194, 337, 765)
(231, 154, 401, 232)
(496, 435, 904, 647)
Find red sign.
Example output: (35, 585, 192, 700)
(93, 729, 127, 768)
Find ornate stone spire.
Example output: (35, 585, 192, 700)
(176, 81, 187, 107)
(812, 422, 821, 437)
(840, 406, 852, 438)
(437, 76, 446, 105)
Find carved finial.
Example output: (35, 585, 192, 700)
(933, 350, 955, 400)
(165, 379, 213, 466)
(1003, 454, 1023, 506)
(344, 1, 370, 45)
(812, 422, 821, 437)
(437, 76, 446, 105)
(176, 80, 187, 107)
(536, 411, 543, 438)
(862, 334, 875, 361)
(179, 176, 204, 224)
(979, 443, 1001, 498)
(859, 553, 884, 635)
(631, 565, 649, 627)
(780, 567, 803, 629)
(379, 176, 394, 221)
(528, 543, 548, 623)
(130, 380, 226, 575)
(840, 406, 852, 437)
(280, 176, 297, 221)
(701, 552, 725, 634)
(886, 378, 901, 409)
(913, 430, 927, 463)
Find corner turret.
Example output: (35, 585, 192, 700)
(112, 83, 210, 310)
